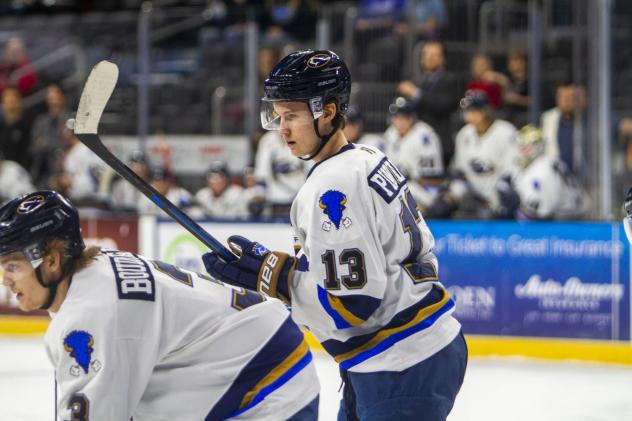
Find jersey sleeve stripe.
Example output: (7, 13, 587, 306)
(320, 286, 455, 369)
(205, 316, 312, 421)
(402, 261, 439, 284)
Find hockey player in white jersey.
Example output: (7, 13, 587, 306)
(203, 49, 467, 421)
(383, 96, 444, 211)
(195, 161, 249, 218)
(254, 130, 310, 216)
(0, 154, 35, 204)
(447, 89, 521, 218)
(0, 190, 319, 421)
(343, 106, 384, 151)
(514, 125, 587, 219)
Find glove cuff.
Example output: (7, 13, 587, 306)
(257, 251, 295, 305)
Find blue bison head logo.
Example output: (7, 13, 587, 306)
(319, 190, 347, 229)
(64, 330, 94, 374)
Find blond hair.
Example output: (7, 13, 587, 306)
(43, 239, 101, 274)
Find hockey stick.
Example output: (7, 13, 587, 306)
(71, 60, 237, 262)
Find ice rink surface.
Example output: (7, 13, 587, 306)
(1, 336, 632, 421)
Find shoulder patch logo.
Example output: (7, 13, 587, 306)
(319, 190, 351, 230)
(17, 195, 46, 214)
(64, 330, 99, 375)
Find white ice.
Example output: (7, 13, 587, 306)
(1, 336, 632, 420)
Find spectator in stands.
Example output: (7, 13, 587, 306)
(252, 46, 282, 152)
(466, 53, 503, 109)
(29, 84, 72, 187)
(439, 90, 520, 219)
(0, 153, 35, 205)
(56, 127, 107, 208)
(195, 161, 248, 218)
(264, 0, 319, 43)
(540, 82, 587, 175)
(355, 0, 406, 34)
(343, 106, 384, 150)
(205, 0, 267, 42)
(407, 0, 448, 40)
(254, 130, 309, 217)
(0, 37, 37, 97)
(384, 97, 444, 212)
(513, 124, 587, 220)
(479, 50, 531, 128)
(111, 151, 151, 212)
(499, 50, 530, 128)
(137, 165, 199, 216)
(258, 45, 280, 85)
(354, 0, 407, 80)
(397, 40, 460, 166)
(0, 87, 33, 171)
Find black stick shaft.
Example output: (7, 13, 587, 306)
(77, 133, 237, 262)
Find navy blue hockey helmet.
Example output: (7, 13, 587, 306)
(459, 89, 490, 110)
(261, 49, 351, 130)
(345, 105, 364, 125)
(0, 191, 85, 267)
(388, 97, 417, 117)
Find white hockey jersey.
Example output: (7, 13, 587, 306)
(111, 178, 144, 211)
(356, 133, 385, 151)
(45, 250, 318, 421)
(255, 131, 309, 206)
(452, 119, 520, 208)
(195, 185, 249, 218)
(0, 160, 35, 204)
(515, 156, 587, 219)
(63, 142, 104, 202)
(289, 143, 460, 373)
(384, 121, 444, 208)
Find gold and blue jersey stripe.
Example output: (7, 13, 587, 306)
(321, 285, 454, 370)
(205, 316, 313, 421)
(317, 285, 381, 329)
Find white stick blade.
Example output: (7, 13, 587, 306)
(73, 60, 119, 134)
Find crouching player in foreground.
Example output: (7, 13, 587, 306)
(203, 50, 467, 421)
(0, 190, 319, 421)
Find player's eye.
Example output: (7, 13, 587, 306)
(3, 263, 18, 273)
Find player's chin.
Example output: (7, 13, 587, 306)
(287, 144, 302, 156)
(17, 299, 34, 313)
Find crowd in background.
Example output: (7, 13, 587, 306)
(0, 0, 631, 221)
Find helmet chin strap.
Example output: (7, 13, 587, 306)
(299, 117, 341, 161)
(34, 259, 74, 311)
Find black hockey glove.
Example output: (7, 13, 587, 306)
(202, 235, 295, 305)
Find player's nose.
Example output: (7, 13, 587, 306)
(279, 125, 290, 138)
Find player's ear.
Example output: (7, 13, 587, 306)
(323, 101, 337, 123)
(43, 249, 62, 273)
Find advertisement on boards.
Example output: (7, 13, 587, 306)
(431, 221, 630, 340)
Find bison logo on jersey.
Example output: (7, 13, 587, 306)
(64, 330, 94, 374)
(319, 190, 347, 230)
